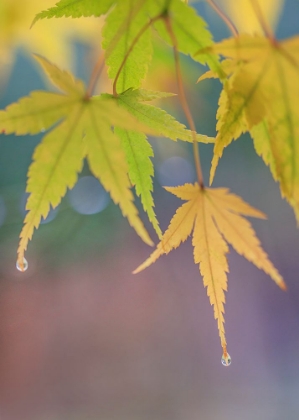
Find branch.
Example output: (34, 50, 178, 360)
(163, 14, 204, 188)
(85, 50, 106, 98)
(249, 0, 276, 42)
(206, 0, 238, 37)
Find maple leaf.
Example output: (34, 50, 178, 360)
(0, 55, 158, 269)
(134, 183, 286, 357)
(197, 33, 299, 223)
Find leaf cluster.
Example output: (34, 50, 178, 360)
(0, 0, 297, 361)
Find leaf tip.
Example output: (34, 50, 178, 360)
(209, 171, 215, 186)
(30, 16, 38, 29)
(156, 230, 163, 241)
(132, 248, 162, 274)
(32, 53, 47, 68)
(30, 10, 47, 28)
(132, 261, 148, 274)
(279, 280, 288, 292)
(144, 235, 154, 247)
(209, 155, 218, 185)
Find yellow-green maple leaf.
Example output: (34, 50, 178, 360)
(134, 183, 286, 357)
(0, 55, 161, 269)
(198, 34, 299, 223)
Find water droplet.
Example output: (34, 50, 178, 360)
(221, 352, 231, 367)
(41, 128, 45, 133)
(16, 258, 28, 272)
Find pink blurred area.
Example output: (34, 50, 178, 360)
(0, 225, 298, 420)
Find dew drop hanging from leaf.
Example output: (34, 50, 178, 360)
(16, 257, 28, 272)
(221, 352, 232, 367)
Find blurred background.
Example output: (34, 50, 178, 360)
(0, 0, 299, 419)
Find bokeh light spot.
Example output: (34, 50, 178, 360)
(157, 156, 195, 187)
(68, 176, 110, 215)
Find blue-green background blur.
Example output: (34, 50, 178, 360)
(0, 1, 299, 419)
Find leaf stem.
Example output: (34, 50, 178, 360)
(249, 0, 276, 42)
(85, 50, 106, 98)
(206, 0, 238, 37)
(112, 13, 163, 97)
(163, 15, 204, 189)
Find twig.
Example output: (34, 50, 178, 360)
(206, 0, 238, 37)
(249, 0, 276, 42)
(85, 50, 106, 98)
(164, 15, 204, 188)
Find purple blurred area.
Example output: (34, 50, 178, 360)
(0, 228, 299, 420)
(0, 1, 299, 419)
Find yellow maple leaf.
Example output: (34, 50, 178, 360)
(134, 183, 286, 362)
(198, 33, 299, 223)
